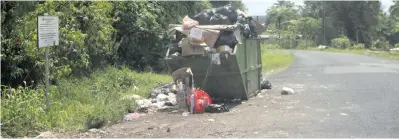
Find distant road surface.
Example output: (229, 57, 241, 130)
(57, 50, 399, 138)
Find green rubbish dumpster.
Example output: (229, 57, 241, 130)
(165, 39, 262, 100)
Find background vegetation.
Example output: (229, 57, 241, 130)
(264, 1, 399, 51)
(1, 1, 246, 137)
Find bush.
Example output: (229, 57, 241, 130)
(297, 39, 316, 49)
(372, 40, 391, 51)
(1, 66, 171, 137)
(331, 36, 351, 49)
(262, 44, 280, 49)
(350, 43, 365, 50)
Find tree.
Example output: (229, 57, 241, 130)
(266, 3, 299, 47)
(300, 1, 382, 47)
(1, 1, 118, 87)
(388, 1, 399, 44)
(297, 17, 320, 47)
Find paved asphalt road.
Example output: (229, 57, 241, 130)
(56, 50, 399, 138)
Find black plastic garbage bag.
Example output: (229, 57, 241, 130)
(193, 9, 213, 25)
(205, 103, 229, 113)
(249, 20, 258, 38)
(168, 43, 182, 55)
(242, 24, 251, 38)
(214, 31, 238, 49)
(214, 4, 238, 24)
(261, 78, 272, 89)
(209, 13, 231, 25)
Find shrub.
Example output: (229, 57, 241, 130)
(350, 43, 365, 50)
(297, 39, 316, 49)
(331, 36, 351, 49)
(372, 40, 391, 51)
(1, 66, 171, 137)
(262, 44, 281, 49)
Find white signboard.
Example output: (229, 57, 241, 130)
(38, 16, 59, 48)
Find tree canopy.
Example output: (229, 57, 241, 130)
(265, 1, 399, 48)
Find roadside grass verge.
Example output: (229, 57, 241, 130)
(261, 44, 294, 73)
(1, 66, 171, 137)
(307, 47, 399, 60)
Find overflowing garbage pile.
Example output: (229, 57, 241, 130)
(192, 5, 263, 39)
(132, 83, 180, 113)
(129, 82, 229, 115)
(167, 4, 265, 58)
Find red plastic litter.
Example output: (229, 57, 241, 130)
(187, 89, 212, 113)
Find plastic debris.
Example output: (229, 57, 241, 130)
(182, 112, 189, 116)
(124, 113, 140, 121)
(261, 78, 272, 89)
(183, 15, 199, 29)
(205, 103, 229, 113)
(281, 87, 295, 95)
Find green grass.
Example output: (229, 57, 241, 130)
(261, 44, 294, 73)
(1, 66, 171, 137)
(307, 47, 399, 60)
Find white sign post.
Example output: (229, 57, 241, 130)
(38, 13, 59, 108)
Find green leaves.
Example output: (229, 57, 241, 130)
(331, 36, 351, 49)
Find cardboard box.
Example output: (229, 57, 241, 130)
(181, 38, 205, 56)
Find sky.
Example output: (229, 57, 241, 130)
(242, 0, 395, 16)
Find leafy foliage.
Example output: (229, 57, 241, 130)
(331, 36, 351, 49)
(1, 1, 212, 87)
(372, 40, 391, 51)
(265, 1, 399, 49)
(1, 66, 171, 137)
(350, 43, 365, 50)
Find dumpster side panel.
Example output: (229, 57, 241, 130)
(235, 42, 249, 97)
(165, 55, 246, 99)
(245, 39, 261, 95)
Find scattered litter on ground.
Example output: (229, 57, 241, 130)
(261, 78, 272, 89)
(205, 104, 229, 113)
(281, 87, 295, 95)
(254, 132, 259, 134)
(318, 45, 327, 49)
(208, 119, 215, 122)
(340, 113, 348, 116)
(182, 112, 189, 116)
(35, 131, 53, 138)
(124, 113, 140, 121)
(88, 128, 106, 134)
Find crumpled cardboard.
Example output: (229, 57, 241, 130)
(168, 24, 241, 48)
(181, 37, 205, 56)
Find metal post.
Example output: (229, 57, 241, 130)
(45, 46, 49, 107)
